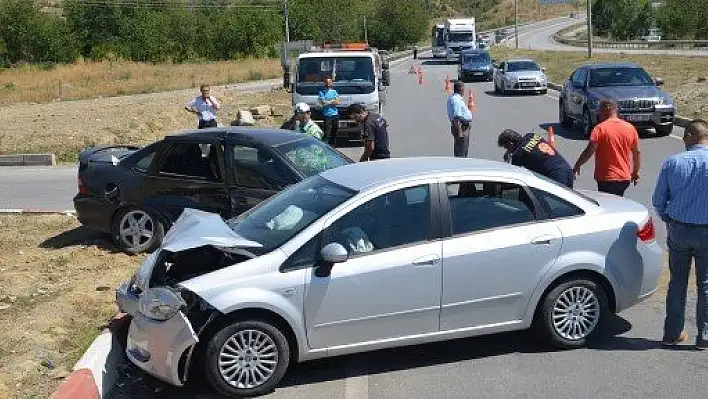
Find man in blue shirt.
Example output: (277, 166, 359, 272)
(318, 77, 340, 146)
(652, 119, 708, 350)
(446, 80, 474, 157)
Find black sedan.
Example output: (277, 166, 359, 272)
(73, 127, 352, 253)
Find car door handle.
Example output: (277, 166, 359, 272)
(531, 236, 557, 245)
(413, 255, 440, 268)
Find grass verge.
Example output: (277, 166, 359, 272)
(0, 58, 282, 106)
(489, 47, 708, 120)
(0, 215, 145, 399)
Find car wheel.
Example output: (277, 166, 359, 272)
(559, 100, 572, 128)
(655, 124, 673, 136)
(535, 278, 608, 349)
(582, 108, 594, 138)
(205, 320, 290, 398)
(112, 207, 164, 254)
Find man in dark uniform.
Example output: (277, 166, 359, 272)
(348, 104, 391, 162)
(497, 129, 574, 188)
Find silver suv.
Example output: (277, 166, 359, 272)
(559, 63, 675, 137)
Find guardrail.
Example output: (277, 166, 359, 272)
(554, 35, 708, 51)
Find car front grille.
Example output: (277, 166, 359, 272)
(618, 99, 656, 111)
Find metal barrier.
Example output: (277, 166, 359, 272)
(554, 35, 708, 51)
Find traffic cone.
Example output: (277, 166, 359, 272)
(417, 66, 423, 85)
(445, 74, 452, 94)
(547, 125, 556, 149)
(467, 89, 476, 112)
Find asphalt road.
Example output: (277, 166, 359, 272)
(517, 15, 708, 57)
(106, 53, 706, 399)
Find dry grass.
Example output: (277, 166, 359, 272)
(489, 47, 708, 120)
(0, 58, 282, 106)
(482, 1, 577, 29)
(0, 87, 292, 163)
(0, 215, 145, 399)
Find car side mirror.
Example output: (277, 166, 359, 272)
(382, 70, 390, 86)
(315, 243, 349, 278)
(655, 77, 664, 86)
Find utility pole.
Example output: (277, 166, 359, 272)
(514, 0, 519, 49)
(586, 0, 593, 57)
(364, 15, 368, 44)
(284, 0, 290, 43)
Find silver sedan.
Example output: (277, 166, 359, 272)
(494, 58, 548, 95)
(116, 157, 662, 397)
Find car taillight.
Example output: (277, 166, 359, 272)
(78, 175, 88, 195)
(637, 217, 656, 242)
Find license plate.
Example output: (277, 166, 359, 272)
(521, 83, 535, 87)
(623, 114, 651, 122)
(473, 72, 483, 76)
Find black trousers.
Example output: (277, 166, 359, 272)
(548, 169, 574, 188)
(323, 117, 339, 145)
(198, 119, 217, 129)
(597, 180, 630, 196)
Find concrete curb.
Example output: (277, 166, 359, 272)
(546, 82, 692, 128)
(51, 313, 131, 399)
(0, 154, 56, 166)
(0, 208, 75, 215)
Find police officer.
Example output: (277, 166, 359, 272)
(497, 129, 574, 188)
(348, 104, 390, 162)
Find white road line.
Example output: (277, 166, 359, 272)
(344, 359, 369, 399)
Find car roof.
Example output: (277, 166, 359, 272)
(164, 127, 308, 147)
(581, 62, 642, 70)
(319, 157, 533, 191)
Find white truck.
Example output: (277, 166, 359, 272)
(290, 43, 390, 142)
(443, 18, 477, 63)
(432, 23, 447, 58)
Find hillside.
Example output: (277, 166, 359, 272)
(433, 0, 580, 30)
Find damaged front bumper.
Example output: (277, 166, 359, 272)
(116, 278, 140, 316)
(125, 311, 198, 387)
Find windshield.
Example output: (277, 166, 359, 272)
(507, 61, 541, 72)
(588, 67, 654, 87)
(275, 138, 351, 178)
(296, 56, 375, 95)
(448, 32, 475, 42)
(227, 176, 356, 254)
(463, 53, 490, 64)
(531, 171, 599, 206)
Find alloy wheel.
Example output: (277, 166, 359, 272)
(118, 210, 154, 249)
(552, 286, 600, 341)
(218, 329, 278, 389)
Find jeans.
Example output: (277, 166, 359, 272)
(198, 119, 217, 129)
(663, 220, 708, 344)
(597, 180, 630, 196)
(323, 117, 339, 146)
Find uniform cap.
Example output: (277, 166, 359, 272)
(294, 102, 310, 113)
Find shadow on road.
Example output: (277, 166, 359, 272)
(539, 122, 587, 141)
(118, 314, 674, 398)
(422, 59, 452, 66)
(39, 225, 122, 253)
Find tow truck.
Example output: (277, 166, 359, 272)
(287, 42, 391, 143)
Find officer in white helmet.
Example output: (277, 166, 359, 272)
(290, 102, 324, 141)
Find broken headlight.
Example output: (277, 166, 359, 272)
(138, 287, 185, 321)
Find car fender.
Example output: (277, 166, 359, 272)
(194, 287, 309, 360)
(524, 250, 621, 325)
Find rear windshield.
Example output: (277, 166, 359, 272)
(530, 171, 599, 206)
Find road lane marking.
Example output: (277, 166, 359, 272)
(345, 358, 369, 399)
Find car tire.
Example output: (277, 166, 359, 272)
(655, 124, 673, 136)
(535, 278, 609, 349)
(204, 320, 290, 398)
(112, 207, 164, 254)
(559, 100, 572, 128)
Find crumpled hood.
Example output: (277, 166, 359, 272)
(161, 208, 263, 253)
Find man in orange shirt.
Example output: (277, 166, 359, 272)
(573, 99, 641, 196)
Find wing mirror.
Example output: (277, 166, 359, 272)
(315, 243, 349, 277)
(655, 77, 664, 86)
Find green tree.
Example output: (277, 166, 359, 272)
(658, 0, 708, 39)
(0, 0, 79, 64)
(368, 0, 430, 49)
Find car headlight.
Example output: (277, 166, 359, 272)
(656, 96, 673, 106)
(138, 287, 185, 321)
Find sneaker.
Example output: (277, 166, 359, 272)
(662, 331, 689, 346)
